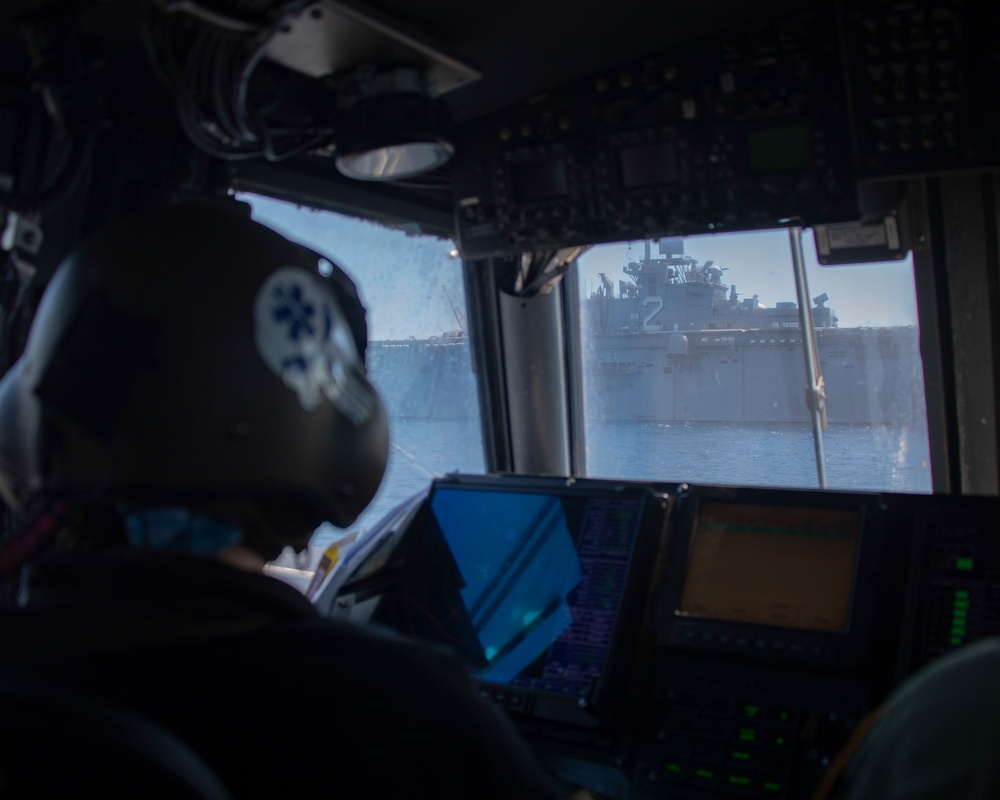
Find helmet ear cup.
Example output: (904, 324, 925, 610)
(0, 205, 389, 544)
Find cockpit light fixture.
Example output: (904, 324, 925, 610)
(333, 68, 455, 180)
(262, 0, 478, 181)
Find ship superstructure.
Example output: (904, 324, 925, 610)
(587, 240, 923, 425)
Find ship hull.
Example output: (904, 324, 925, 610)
(368, 338, 478, 420)
(589, 326, 925, 425)
(368, 326, 925, 427)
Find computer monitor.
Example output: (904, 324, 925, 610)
(678, 501, 861, 633)
(380, 476, 667, 720)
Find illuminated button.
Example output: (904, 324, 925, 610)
(741, 704, 763, 720)
(736, 727, 758, 743)
(766, 708, 798, 727)
(691, 766, 719, 787)
(660, 761, 686, 783)
(765, 730, 793, 749)
(760, 777, 787, 795)
(955, 590, 970, 599)
(728, 748, 756, 767)
(956, 557, 974, 571)
(726, 773, 753, 795)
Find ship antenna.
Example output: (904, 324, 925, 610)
(443, 286, 466, 333)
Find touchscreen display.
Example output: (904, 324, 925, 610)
(394, 484, 647, 700)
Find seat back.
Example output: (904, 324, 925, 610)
(0, 669, 232, 800)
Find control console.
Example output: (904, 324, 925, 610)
(321, 476, 1000, 799)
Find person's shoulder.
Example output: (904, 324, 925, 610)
(286, 614, 472, 679)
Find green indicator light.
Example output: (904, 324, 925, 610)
(729, 776, 751, 786)
(764, 781, 783, 792)
(738, 728, 756, 742)
(952, 627, 967, 637)
(732, 751, 751, 761)
(695, 769, 714, 780)
(956, 557, 974, 571)
(743, 704, 760, 717)
(955, 590, 970, 599)
(953, 608, 968, 619)
(666, 763, 682, 773)
(775, 735, 787, 746)
(951, 636, 962, 645)
(779, 710, 790, 721)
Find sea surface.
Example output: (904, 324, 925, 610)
(310, 417, 932, 549)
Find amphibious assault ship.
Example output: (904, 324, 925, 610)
(588, 239, 924, 425)
(367, 239, 925, 426)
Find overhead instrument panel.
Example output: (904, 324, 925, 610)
(841, 0, 999, 179)
(452, 1, 998, 257)
(453, 7, 855, 256)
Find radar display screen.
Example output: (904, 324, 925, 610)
(393, 482, 649, 701)
(678, 501, 861, 632)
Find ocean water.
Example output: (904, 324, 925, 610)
(311, 417, 932, 549)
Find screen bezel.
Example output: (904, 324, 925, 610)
(655, 485, 883, 670)
(677, 499, 863, 633)
(384, 474, 671, 737)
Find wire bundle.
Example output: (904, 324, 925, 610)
(144, 0, 337, 161)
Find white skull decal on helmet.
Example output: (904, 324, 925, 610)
(253, 267, 374, 425)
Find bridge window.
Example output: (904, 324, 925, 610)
(242, 194, 485, 580)
(577, 229, 931, 493)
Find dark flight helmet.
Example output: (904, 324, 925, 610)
(0, 204, 389, 559)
